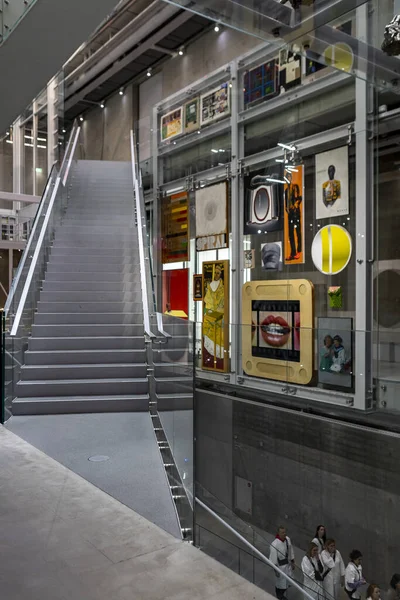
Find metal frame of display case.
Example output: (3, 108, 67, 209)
(151, 14, 378, 411)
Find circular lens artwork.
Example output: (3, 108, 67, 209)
(311, 224, 352, 275)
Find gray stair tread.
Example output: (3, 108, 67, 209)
(13, 394, 149, 403)
(17, 377, 148, 384)
(25, 349, 141, 354)
(154, 376, 193, 381)
(22, 363, 146, 369)
(30, 336, 144, 340)
(156, 393, 193, 398)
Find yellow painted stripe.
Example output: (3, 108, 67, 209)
(331, 225, 351, 273)
(321, 226, 330, 273)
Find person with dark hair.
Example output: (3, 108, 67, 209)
(330, 335, 347, 373)
(312, 525, 327, 554)
(322, 164, 341, 207)
(269, 526, 295, 600)
(367, 585, 381, 600)
(321, 539, 345, 600)
(387, 574, 400, 600)
(285, 175, 302, 261)
(301, 543, 328, 600)
(345, 550, 366, 600)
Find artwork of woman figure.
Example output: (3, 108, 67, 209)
(286, 180, 303, 261)
(203, 263, 225, 370)
(319, 335, 333, 372)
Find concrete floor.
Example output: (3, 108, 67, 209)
(0, 425, 273, 600)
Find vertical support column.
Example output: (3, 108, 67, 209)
(12, 117, 23, 195)
(354, 3, 374, 411)
(47, 77, 57, 171)
(230, 61, 239, 383)
(32, 99, 38, 196)
(152, 105, 161, 312)
(8, 248, 13, 292)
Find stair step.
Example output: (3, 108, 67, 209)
(25, 349, 146, 365)
(48, 257, 139, 267)
(156, 393, 193, 410)
(34, 312, 144, 325)
(31, 324, 144, 337)
(39, 291, 142, 302)
(21, 363, 147, 381)
(50, 247, 140, 258)
(16, 378, 149, 397)
(46, 264, 140, 274)
(44, 272, 137, 282)
(37, 301, 143, 312)
(41, 281, 140, 292)
(12, 394, 150, 415)
(28, 336, 145, 351)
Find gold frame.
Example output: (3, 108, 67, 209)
(202, 260, 229, 373)
(242, 279, 314, 384)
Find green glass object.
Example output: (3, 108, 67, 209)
(328, 286, 342, 309)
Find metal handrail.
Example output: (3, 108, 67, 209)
(62, 124, 80, 187)
(195, 497, 315, 600)
(130, 130, 155, 338)
(9, 126, 80, 336)
(3, 166, 56, 316)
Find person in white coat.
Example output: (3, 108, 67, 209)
(321, 539, 345, 600)
(312, 525, 327, 555)
(345, 550, 367, 600)
(301, 543, 327, 600)
(269, 526, 295, 600)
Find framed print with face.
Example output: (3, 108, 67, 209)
(318, 317, 353, 389)
(202, 260, 229, 372)
(200, 83, 230, 126)
(244, 172, 283, 235)
(243, 59, 279, 108)
(315, 146, 349, 219)
(193, 274, 203, 301)
(184, 98, 200, 133)
(161, 191, 189, 263)
(261, 242, 283, 272)
(242, 279, 314, 384)
(244, 249, 255, 269)
(161, 106, 183, 142)
(195, 181, 228, 251)
(283, 165, 305, 265)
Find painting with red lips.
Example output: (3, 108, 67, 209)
(252, 300, 301, 362)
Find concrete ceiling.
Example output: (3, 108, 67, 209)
(0, 0, 125, 133)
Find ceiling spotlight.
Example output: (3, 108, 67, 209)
(278, 142, 297, 152)
(62, 129, 66, 133)
(80, 116, 84, 122)
(147, 68, 152, 77)
(100, 102, 105, 108)
(119, 88, 124, 95)
(178, 47, 184, 56)
(214, 24, 220, 32)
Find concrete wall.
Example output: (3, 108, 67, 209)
(196, 388, 400, 587)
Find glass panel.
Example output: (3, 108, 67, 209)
(23, 120, 34, 195)
(1, 0, 37, 43)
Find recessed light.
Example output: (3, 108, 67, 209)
(214, 24, 220, 32)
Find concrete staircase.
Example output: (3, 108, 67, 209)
(12, 160, 149, 415)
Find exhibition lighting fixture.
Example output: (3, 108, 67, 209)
(24, 135, 34, 140)
(214, 24, 220, 32)
(37, 137, 47, 142)
(119, 88, 124, 95)
(62, 129, 66, 133)
(178, 47, 184, 56)
(6, 140, 13, 144)
(80, 116, 84, 122)
(266, 177, 286, 184)
(100, 102, 105, 108)
(147, 69, 152, 77)
(284, 176, 290, 184)
(278, 142, 297, 152)
(37, 144, 47, 149)
(24, 143, 34, 147)
(211, 149, 218, 153)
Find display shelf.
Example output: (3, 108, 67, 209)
(158, 118, 231, 156)
(238, 71, 353, 125)
(159, 164, 230, 193)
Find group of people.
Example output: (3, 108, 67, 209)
(269, 525, 400, 600)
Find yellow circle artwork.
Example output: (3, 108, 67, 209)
(311, 224, 352, 275)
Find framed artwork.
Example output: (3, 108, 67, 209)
(195, 181, 229, 251)
(184, 98, 200, 133)
(200, 83, 230, 126)
(279, 49, 301, 91)
(261, 242, 283, 272)
(162, 269, 189, 318)
(242, 279, 314, 384)
(283, 165, 305, 265)
(160, 106, 183, 142)
(318, 317, 353, 389)
(161, 191, 189, 263)
(244, 249, 255, 269)
(244, 173, 283, 235)
(315, 146, 349, 219)
(244, 59, 279, 108)
(202, 260, 229, 372)
(193, 274, 203, 301)
(311, 224, 352, 275)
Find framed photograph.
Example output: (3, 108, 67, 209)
(318, 317, 353, 389)
(184, 98, 200, 133)
(244, 59, 279, 108)
(279, 49, 301, 91)
(244, 249, 255, 269)
(160, 106, 183, 142)
(261, 242, 283, 272)
(242, 279, 314, 384)
(202, 260, 229, 372)
(196, 181, 228, 251)
(244, 173, 283, 235)
(284, 165, 305, 265)
(161, 191, 189, 263)
(193, 274, 203, 301)
(315, 146, 349, 220)
(200, 83, 230, 127)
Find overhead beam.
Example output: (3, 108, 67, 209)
(0, 192, 41, 205)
